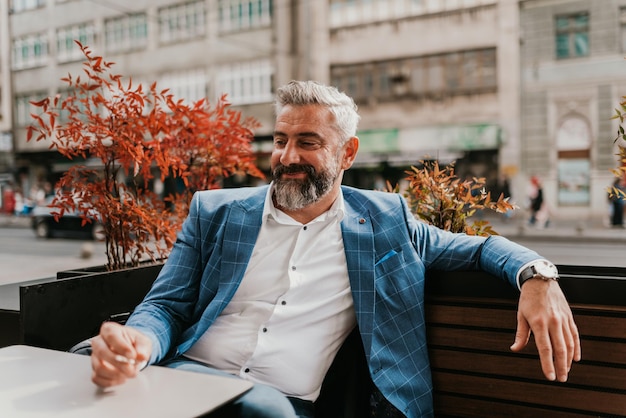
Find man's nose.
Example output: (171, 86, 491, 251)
(280, 142, 300, 165)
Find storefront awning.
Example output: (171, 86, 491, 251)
(355, 124, 501, 167)
(399, 124, 502, 152)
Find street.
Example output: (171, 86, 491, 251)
(0, 227, 107, 285)
(2, 223, 626, 286)
(510, 237, 626, 269)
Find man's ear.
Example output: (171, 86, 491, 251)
(341, 136, 359, 169)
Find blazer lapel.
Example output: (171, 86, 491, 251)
(219, 192, 264, 297)
(341, 197, 376, 361)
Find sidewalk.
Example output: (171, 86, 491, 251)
(0, 213, 31, 229)
(477, 213, 626, 244)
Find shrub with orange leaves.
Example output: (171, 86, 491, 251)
(610, 96, 626, 198)
(387, 161, 515, 236)
(27, 42, 263, 270)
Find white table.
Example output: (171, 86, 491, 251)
(0, 345, 253, 417)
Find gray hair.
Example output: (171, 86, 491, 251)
(274, 80, 360, 144)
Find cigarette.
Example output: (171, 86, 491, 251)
(114, 354, 147, 369)
(114, 354, 136, 365)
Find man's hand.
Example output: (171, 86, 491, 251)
(510, 279, 581, 382)
(90, 322, 152, 388)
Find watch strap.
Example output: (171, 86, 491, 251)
(519, 265, 536, 285)
(519, 263, 559, 287)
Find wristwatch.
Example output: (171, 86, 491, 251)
(519, 260, 559, 287)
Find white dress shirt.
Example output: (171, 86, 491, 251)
(185, 186, 357, 401)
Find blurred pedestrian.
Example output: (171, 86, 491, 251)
(609, 176, 626, 228)
(528, 176, 549, 228)
(14, 188, 25, 216)
(2, 185, 15, 215)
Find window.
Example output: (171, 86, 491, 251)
(11, 0, 45, 13)
(54, 88, 97, 125)
(56, 23, 96, 63)
(376, 62, 393, 100)
(331, 48, 496, 104)
(15, 92, 46, 126)
(556, 116, 591, 205)
(159, 69, 208, 105)
(12, 33, 48, 70)
(105, 13, 148, 53)
(333, 64, 381, 101)
(159, 1, 206, 44)
(218, 0, 272, 32)
(422, 56, 443, 93)
(328, 0, 494, 28)
(555, 12, 589, 59)
(215, 60, 273, 105)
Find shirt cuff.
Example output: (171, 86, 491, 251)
(516, 258, 546, 290)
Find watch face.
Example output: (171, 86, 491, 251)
(535, 260, 558, 278)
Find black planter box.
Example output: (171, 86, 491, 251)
(19, 263, 163, 351)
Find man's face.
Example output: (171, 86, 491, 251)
(271, 104, 352, 210)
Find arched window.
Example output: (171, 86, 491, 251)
(556, 115, 590, 205)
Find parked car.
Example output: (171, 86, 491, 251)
(31, 197, 104, 240)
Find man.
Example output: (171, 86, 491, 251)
(90, 81, 580, 418)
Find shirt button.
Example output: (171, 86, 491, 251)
(291, 266, 296, 271)
(303, 226, 308, 230)
(244, 368, 250, 373)
(262, 327, 268, 333)
(281, 300, 287, 306)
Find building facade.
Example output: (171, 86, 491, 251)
(3, 0, 621, 221)
(520, 0, 626, 222)
(7, 0, 285, 196)
(323, 0, 518, 194)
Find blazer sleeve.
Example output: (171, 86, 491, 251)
(125, 192, 209, 364)
(404, 196, 543, 288)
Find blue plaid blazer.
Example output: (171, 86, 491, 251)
(127, 185, 541, 417)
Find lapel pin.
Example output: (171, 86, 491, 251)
(359, 218, 366, 224)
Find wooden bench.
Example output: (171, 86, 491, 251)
(424, 266, 626, 418)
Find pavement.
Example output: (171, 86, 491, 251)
(2, 210, 626, 243)
(0, 213, 32, 229)
(477, 212, 626, 244)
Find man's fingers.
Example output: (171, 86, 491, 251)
(90, 324, 148, 388)
(128, 330, 152, 364)
(532, 327, 557, 381)
(90, 350, 129, 387)
(570, 316, 582, 363)
(100, 322, 137, 360)
(510, 315, 531, 352)
(533, 308, 580, 382)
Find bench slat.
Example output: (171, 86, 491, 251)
(433, 372, 626, 416)
(433, 394, 600, 418)
(572, 309, 626, 340)
(426, 303, 626, 340)
(430, 348, 626, 391)
(428, 326, 626, 366)
(425, 303, 517, 330)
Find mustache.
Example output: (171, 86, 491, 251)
(273, 164, 316, 179)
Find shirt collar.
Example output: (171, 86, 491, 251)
(263, 182, 345, 224)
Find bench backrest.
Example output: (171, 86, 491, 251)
(425, 267, 626, 417)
